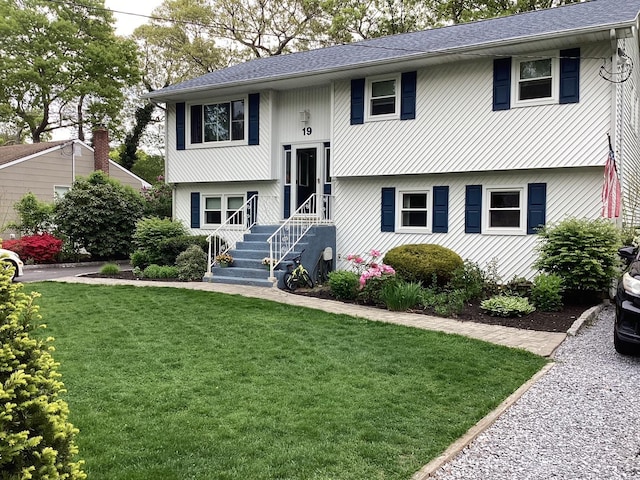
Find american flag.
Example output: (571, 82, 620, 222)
(601, 137, 621, 219)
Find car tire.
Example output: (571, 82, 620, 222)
(614, 329, 637, 355)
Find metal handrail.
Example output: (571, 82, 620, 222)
(266, 194, 333, 279)
(205, 194, 259, 278)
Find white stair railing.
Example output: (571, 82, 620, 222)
(266, 194, 333, 279)
(205, 194, 263, 278)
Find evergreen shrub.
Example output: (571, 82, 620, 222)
(176, 245, 207, 281)
(0, 259, 86, 478)
(383, 244, 463, 286)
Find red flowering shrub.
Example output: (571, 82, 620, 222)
(4, 233, 63, 263)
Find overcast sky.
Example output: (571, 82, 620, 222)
(104, 0, 164, 36)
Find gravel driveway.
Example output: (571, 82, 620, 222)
(432, 306, 640, 480)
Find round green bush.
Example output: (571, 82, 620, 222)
(328, 270, 359, 300)
(176, 245, 208, 281)
(383, 244, 463, 286)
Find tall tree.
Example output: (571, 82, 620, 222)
(0, 0, 140, 143)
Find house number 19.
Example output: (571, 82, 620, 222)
(302, 127, 312, 135)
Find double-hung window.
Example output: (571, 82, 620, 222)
(203, 194, 245, 226)
(191, 99, 245, 145)
(367, 76, 399, 120)
(400, 191, 429, 230)
(513, 55, 558, 106)
(486, 188, 524, 233)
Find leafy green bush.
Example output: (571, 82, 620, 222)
(7, 192, 54, 235)
(100, 263, 120, 275)
(54, 172, 144, 259)
(480, 295, 536, 317)
(131, 217, 186, 267)
(531, 273, 564, 312)
(358, 274, 397, 305)
(504, 276, 532, 297)
(176, 245, 207, 281)
(534, 218, 620, 292)
(328, 270, 359, 300)
(0, 256, 86, 478)
(421, 288, 467, 317)
(157, 235, 214, 266)
(447, 260, 486, 301)
(380, 280, 422, 311)
(383, 244, 463, 286)
(142, 264, 179, 279)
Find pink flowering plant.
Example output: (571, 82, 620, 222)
(347, 249, 396, 303)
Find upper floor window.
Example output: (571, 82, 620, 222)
(366, 75, 400, 120)
(512, 55, 558, 106)
(190, 99, 245, 146)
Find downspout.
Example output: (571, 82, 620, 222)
(611, 28, 625, 225)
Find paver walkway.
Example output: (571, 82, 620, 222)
(54, 276, 573, 357)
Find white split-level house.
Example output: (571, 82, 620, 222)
(146, 0, 640, 287)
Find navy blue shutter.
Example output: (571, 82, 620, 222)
(381, 188, 395, 232)
(190, 105, 202, 144)
(351, 78, 365, 125)
(190, 192, 200, 228)
(493, 58, 511, 111)
(400, 71, 417, 120)
(465, 185, 482, 233)
(432, 186, 449, 233)
(560, 48, 580, 104)
(248, 93, 260, 145)
(283, 186, 291, 219)
(527, 183, 547, 234)
(176, 102, 186, 150)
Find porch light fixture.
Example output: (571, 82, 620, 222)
(299, 110, 310, 123)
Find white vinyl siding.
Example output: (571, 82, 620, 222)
(333, 43, 609, 178)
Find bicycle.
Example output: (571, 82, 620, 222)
(283, 250, 314, 291)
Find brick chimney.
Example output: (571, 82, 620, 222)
(93, 127, 110, 175)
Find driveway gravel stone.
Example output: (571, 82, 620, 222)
(431, 306, 640, 480)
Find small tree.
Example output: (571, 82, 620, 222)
(534, 217, 620, 292)
(0, 260, 86, 478)
(54, 172, 144, 259)
(7, 192, 54, 235)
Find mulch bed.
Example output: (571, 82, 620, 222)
(86, 271, 601, 333)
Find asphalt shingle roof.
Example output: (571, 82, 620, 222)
(0, 141, 68, 167)
(148, 0, 640, 98)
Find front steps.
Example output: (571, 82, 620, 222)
(204, 224, 336, 289)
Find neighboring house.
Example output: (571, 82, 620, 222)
(0, 128, 150, 237)
(145, 0, 640, 284)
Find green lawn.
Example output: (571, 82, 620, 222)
(31, 282, 547, 480)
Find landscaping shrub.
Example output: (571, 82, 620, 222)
(157, 234, 214, 266)
(0, 255, 86, 478)
(531, 273, 564, 312)
(55, 172, 144, 259)
(447, 260, 486, 301)
(383, 244, 463, 286)
(534, 217, 620, 292)
(3, 233, 63, 264)
(141, 181, 172, 219)
(328, 270, 359, 300)
(504, 276, 532, 297)
(176, 245, 207, 281)
(131, 217, 186, 267)
(421, 287, 467, 317)
(380, 280, 422, 311)
(100, 263, 120, 275)
(7, 192, 55, 235)
(358, 274, 397, 305)
(142, 264, 179, 279)
(480, 295, 536, 317)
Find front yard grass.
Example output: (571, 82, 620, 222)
(32, 282, 547, 480)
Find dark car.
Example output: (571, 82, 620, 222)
(615, 246, 640, 355)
